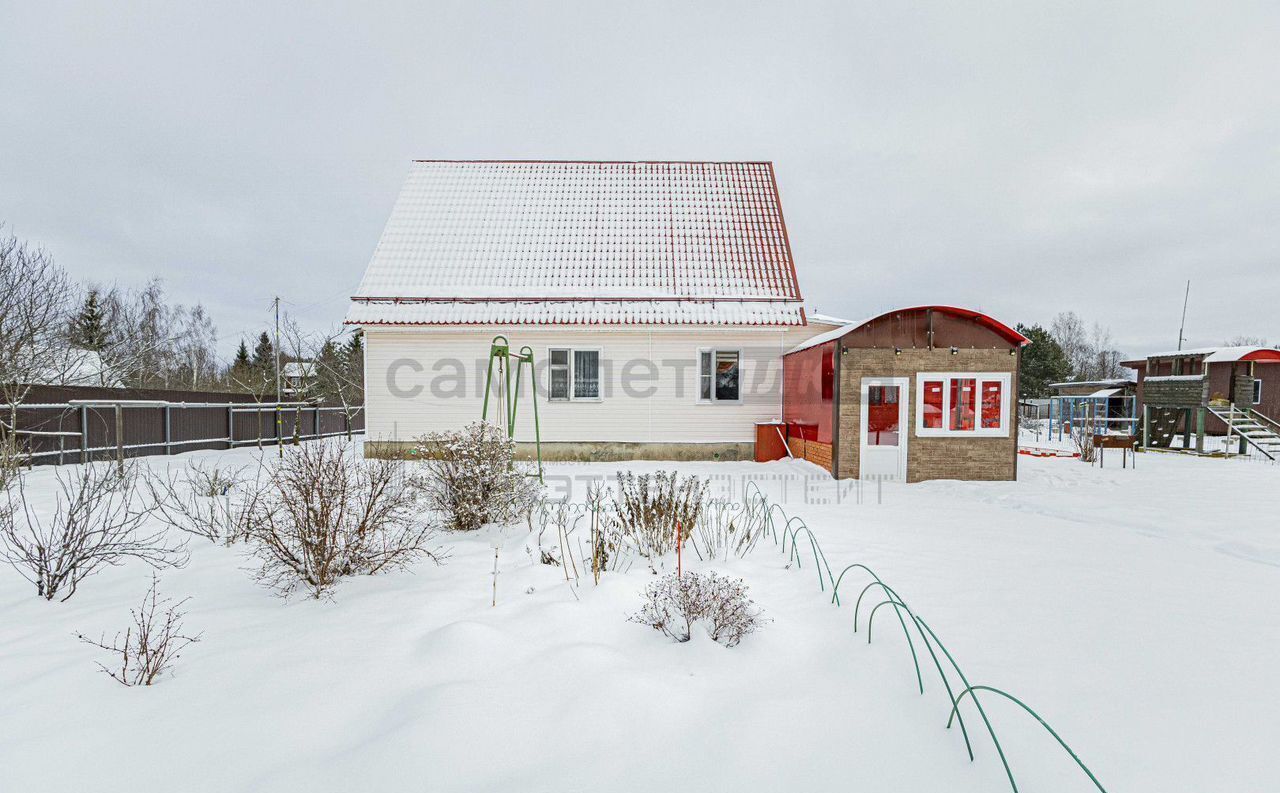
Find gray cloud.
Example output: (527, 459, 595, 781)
(2, 1, 1277, 359)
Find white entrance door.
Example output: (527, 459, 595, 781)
(859, 377, 909, 482)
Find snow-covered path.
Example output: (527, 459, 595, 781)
(1, 447, 1276, 792)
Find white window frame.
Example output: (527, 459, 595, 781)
(697, 347, 744, 404)
(546, 347, 603, 402)
(1254, 378, 1264, 405)
(915, 372, 1012, 438)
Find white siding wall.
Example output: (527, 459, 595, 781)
(363, 324, 830, 444)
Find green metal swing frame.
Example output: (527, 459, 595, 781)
(480, 335, 543, 481)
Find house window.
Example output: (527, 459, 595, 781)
(547, 348, 601, 401)
(698, 349, 741, 402)
(916, 372, 1011, 437)
(1254, 379, 1264, 405)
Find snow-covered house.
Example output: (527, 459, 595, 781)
(347, 160, 843, 460)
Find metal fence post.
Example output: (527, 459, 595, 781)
(114, 404, 124, 474)
(227, 404, 234, 450)
(80, 405, 89, 464)
(164, 405, 172, 455)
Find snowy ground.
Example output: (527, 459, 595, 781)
(2, 442, 1277, 792)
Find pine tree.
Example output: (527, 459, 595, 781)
(251, 331, 274, 369)
(343, 329, 364, 388)
(1016, 323, 1072, 398)
(233, 339, 251, 369)
(69, 289, 108, 351)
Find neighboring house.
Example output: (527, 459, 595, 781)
(347, 160, 843, 460)
(1121, 346, 1280, 456)
(781, 306, 1028, 482)
(31, 348, 124, 389)
(282, 361, 316, 397)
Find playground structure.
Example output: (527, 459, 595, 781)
(1046, 392, 1138, 444)
(480, 335, 544, 479)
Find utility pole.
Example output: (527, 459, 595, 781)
(274, 296, 283, 458)
(1177, 280, 1191, 351)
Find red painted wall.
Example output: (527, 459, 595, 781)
(782, 341, 834, 443)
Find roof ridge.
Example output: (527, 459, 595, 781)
(411, 159, 775, 165)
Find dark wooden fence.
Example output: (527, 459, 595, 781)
(7, 384, 364, 466)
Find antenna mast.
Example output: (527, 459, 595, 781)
(1176, 280, 1191, 351)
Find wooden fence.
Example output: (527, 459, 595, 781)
(6, 384, 364, 466)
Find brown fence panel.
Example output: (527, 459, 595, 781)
(7, 384, 364, 466)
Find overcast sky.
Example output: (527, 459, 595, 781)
(2, 1, 1277, 360)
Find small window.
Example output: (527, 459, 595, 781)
(1254, 379, 1264, 405)
(950, 378, 976, 431)
(547, 348, 600, 401)
(980, 380, 1003, 428)
(698, 349, 741, 403)
(548, 349, 570, 401)
(922, 380, 944, 429)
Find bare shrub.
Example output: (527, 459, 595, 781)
(612, 471, 709, 569)
(143, 461, 249, 545)
(1071, 426, 1096, 463)
(76, 574, 200, 686)
(184, 460, 243, 497)
(630, 571, 766, 647)
(692, 499, 767, 561)
(412, 421, 542, 532)
(242, 440, 444, 598)
(0, 463, 187, 601)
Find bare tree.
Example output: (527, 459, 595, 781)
(76, 574, 201, 686)
(0, 227, 77, 443)
(0, 462, 188, 601)
(1050, 311, 1090, 378)
(242, 440, 444, 598)
(1224, 335, 1270, 347)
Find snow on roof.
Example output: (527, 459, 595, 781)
(344, 299, 804, 327)
(1047, 378, 1135, 389)
(1089, 388, 1122, 398)
(807, 312, 856, 326)
(1139, 346, 1280, 363)
(351, 161, 803, 325)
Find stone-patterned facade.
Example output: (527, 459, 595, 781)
(836, 347, 1019, 482)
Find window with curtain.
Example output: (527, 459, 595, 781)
(573, 350, 599, 399)
(698, 349, 741, 402)
(547, 348, 601, 401)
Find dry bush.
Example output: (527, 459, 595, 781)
(691, 499, 767, 561)
(612, 471, 709, 569)
(630, 571, 765, 647)
(184, 460, 244, 497)
(412, 421, 542, 532)
(242, 440, 444, 598)
(1071, 426, 1096, 463)
(0, 462, 187, 601)
(143, 461, 250, 545)
(76, 574, 200, 686)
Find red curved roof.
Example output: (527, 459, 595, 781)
(865, 305, 1030, 345)
(1242, 349, 1280, 362)
(786, 304, 1028, 355)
